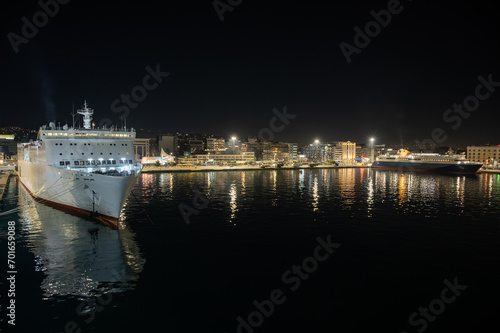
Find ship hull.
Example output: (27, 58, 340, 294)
(18, 156, 140, 226)
(371, 161, 482, 174)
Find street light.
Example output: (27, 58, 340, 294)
(314, 140, 320, 162)
(370, 138, 375, 162)
(231, 137, 237, 157)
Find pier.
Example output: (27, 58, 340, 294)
(0, 170, 13, 201)
(477, 169, 500, 174)
(141, 165, 500, 174)
(141, 164, 370, 173)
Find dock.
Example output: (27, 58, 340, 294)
(0, 171, 13, 201)
(142, 164, 369, 173)
(477, 169, 500, 174)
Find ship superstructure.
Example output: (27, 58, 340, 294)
(17, 101, 142, 226)
(371, 149, 483, 173)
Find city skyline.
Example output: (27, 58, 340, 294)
(1, 123, 497, 150)
(1, 1, 499, 147)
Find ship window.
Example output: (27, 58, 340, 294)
(71, 153, 74, 155)
(129, 160, 133, 164)
(65, 161, 70, 165)
(112, 160, 116, 165)
(82, 153, 85, 155)
(120, 160, 123, 164)
(74, 161, 79, 165)
(86, 161, 90, 165)
(60, 153, 62, 155)
(59, 161, 64, 166)
(70, 143, 73, 146)
(110, 153, 112, 155)
(91, 160, 96, 165)
(91, 153, 93, 155)
(96, 161, 100, 165)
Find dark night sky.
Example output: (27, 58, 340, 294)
(1, 0, 499, 146)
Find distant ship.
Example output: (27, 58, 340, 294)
(371, 149, 483, 174)
(17, 101, 142, 226)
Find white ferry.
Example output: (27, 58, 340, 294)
(17, 101, 142, 226)
(371, 149, 482, 174)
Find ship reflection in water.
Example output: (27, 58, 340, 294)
(18, 185, 145, 299)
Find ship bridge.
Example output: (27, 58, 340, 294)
(33, 101, 141, 173)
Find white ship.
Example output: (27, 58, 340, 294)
(17, 101, 142, 226)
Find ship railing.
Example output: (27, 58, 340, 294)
(40, 131, 136, 139)
(60, 164, 143, 177)
(41, 125, 136, 132)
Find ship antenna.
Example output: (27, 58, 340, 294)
(71, 101, 77, 129)
(76, 100, 94, 130)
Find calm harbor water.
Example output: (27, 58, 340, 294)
(1, 168, 500, 332)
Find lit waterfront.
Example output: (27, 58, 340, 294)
(2, 169, 500, 332)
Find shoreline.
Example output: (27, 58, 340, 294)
(141, 164, 369, 173)
(0, 171, 13, 200)
(141, 165, 500, 174)
(477, 169, 500, 174)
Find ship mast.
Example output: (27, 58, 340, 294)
(71, 101, 77, 129)
(77, 100, 94, 130)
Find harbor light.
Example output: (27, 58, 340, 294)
(370, 138, 375, 162)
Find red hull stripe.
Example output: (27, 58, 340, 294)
(19, 178, 119, 228)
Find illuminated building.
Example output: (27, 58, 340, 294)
(467, 145, 500, 166)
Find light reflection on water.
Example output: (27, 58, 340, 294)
(130, 168, 500, 225)
(8, 169, 500, 300)
(17, 185, 145, 299)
